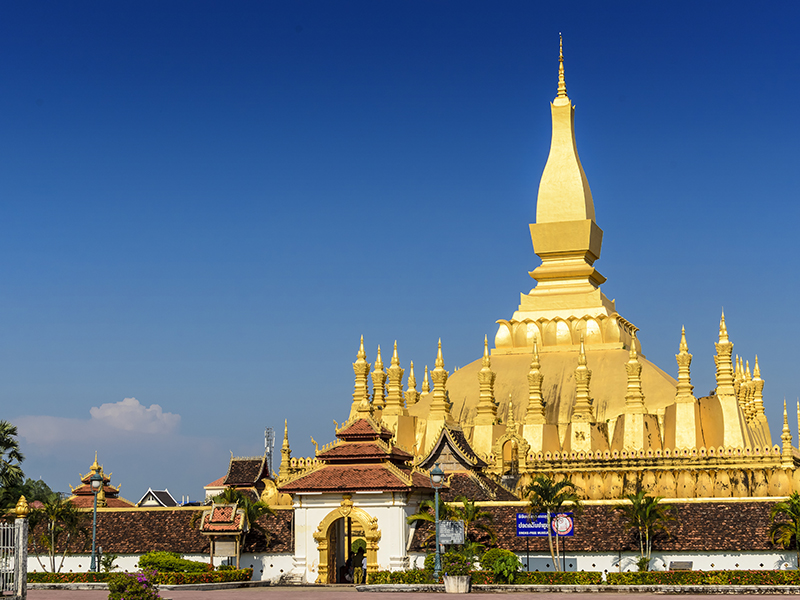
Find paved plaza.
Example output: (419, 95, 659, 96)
(26, 589, 764, 600)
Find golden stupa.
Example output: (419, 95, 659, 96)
(286, 39, 793, 502)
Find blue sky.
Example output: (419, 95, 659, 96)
(2, 1, 799, 501)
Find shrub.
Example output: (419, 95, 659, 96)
(107, 570, 160, 600)
(138, 551, 209, 573)
(480, 548, 520, 583)
(423, 551, 473, 576)
(607, 570, 800, 586)
(28, 569, 253, 585)
(217, 564, 235, 571)
(29, 572, 112, 583)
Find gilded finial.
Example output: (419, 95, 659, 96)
(282, 419, 289, 449)
(91, 451, 100, 474)
(358, 335, 366, 360)
(435, 338, 444, 368)
(375, 345, 383, 370)
(482, 335, 490, 367)
(719, 310, 729, 342)
(578, 333, 586, 365)
(754, 355, 761, 378)
(557, 33, 567, 99)
(745, 360, 752, 381)
(408, 361, 416, 387)
(679, 326, 688, 353)
(422, 366, 430, 393)
(15, 495, 29, 518)
(391, 341, 399, 366)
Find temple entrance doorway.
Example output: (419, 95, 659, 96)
(312, 497, 381, 584)
(325, 516, 366, 583)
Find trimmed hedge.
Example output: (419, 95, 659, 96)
(607, 570, 800, 586)
(138, 551, 209, 573)
(28, 569, 253, 585)
(367, 569, 602, 585)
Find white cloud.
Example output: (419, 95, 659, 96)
(90, 397, 180, 434)
(16, 398, 180, 447)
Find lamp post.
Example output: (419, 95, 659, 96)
(429, 463, 444, 580)
(89, 471, 103, 572)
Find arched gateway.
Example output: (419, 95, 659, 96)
(312, 495, 380, 583)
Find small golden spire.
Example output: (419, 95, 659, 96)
(358, 335, 366, 360)
(525, 336, 546, 424)
(282, 419, 289, 450)
(435, 338, 444, 369)
(578, 333, 587, 366)
(91, 451, 100, 474)
(782, 398, 793, 467)
(375, 345, 383, 370)
(679, 326, 688, 353)
(15, 496, 29, 518)
(796, 399, 800, 446)
(753, 355, 761, 378)
(506, 394, 516, 430)
(482, 335, 490, 367)
(391, 341, 399, 367)
(557, 34, 567, 99)
(719, 310, 729, 343)
(422, 366, 430, 393)
(408, 361, 416, 388)
(406, 360, 419, 406)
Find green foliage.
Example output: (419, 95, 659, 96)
(422, 551, 473, 576)
(368, 570, 436, 584)
(449, 496, 496, 545)
(770, 492, 800, 566)
(480, 548, 520, 583)
(107, 570, 160, 600)
(100, 552, 119, 573)
(217, 564, 235, 571)
(209, 488, 274, 555)
(351, 538, 367, 554)
(525, 475, 582, 572)
(607, 570, 800, 585)
(0, 420, 24, 490)
(28, 493, 90, 573)
(0, 478, 54, 510)
(28, 569, 253, 585)
(138, 551, 209, 573)
(615, 491, 675, 569)
(406, 495, 453, 548)
(471, 570, 602, 585)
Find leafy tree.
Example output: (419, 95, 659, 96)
(769, 491, 800, 567)
(0, 478, 54, 510)
(525, 475, 582, 572)
(0, 420, 24, 490)
(407, 495, 455, 549)
(28, 493, 89, 572)
(615, 491, 675, 571)
(449, 495, 496, 546)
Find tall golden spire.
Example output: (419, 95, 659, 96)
(277, 420, 292, 484)
(557, 34, 567, 99)
(422, 365, 430, 393)
(674, 326, 695, 404)
(383, 341, 406, 417)
(429, 339, 451, 419)
(715, 311, 735, 396)
(474, 335, 498, 426)
(781, 399, 793, 468)
(625, 332, 646, 413)
(371, 346, 386, 414)
(753, 356, 765, 417)
(572, 335, 593, 421)
(525, 336, 546, 424)
(349, 336, 372, 420)
(405, 361, 420, 406)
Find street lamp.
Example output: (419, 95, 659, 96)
(429, 463, 445, 580)
(89, 471, 103, 572)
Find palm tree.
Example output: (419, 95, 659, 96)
(769, 491, 800, 567)
(406, 495, 454, 549)
(449, 495, 496, 546)
(0, 420, 24, 490)
(525, 475, 582, 572)
(615, 491, 675, 571)
(28, 494, 89, 573)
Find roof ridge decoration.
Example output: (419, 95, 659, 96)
(383, 460, 413, 487)
(466, 470, 497, 501)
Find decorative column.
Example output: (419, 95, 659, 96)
(15, 496, 28, 600)
(382, 342, 406, 417)
(277, 420, 292, 485)
(405, 361, 420, 406)
(425, 340, 452, 446)
(663, 328, 701, 450)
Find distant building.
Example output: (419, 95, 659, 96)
(136, 488, 179, 508)
(67, 453, 135, 508)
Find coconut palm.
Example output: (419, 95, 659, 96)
(406, 495, 454, 549)
(615, 491, 675, 571)
(0, 420, 24, 490)
(449, 495, 496, 546)
(769, 491, 800, 567)
(28, 494, 89, 573)
(525, 475, 582, 572)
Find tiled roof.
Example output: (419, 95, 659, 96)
(201, 505, 244, 533)
(28, 509, 293, 555)
(204, 476, 226, 488)
(69, 496, 136, 509)
(317, 442, 412, 462)
(441, 472, 517, 502)
(417, 425, 486, 470)
(137, 489, 179, 507)
(223, 456, 269, 486)
(337, 418, 393, 441)
(280, 463, 433, 493)
(409, 501, 780, 553)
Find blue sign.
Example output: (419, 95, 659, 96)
(516, 512, 574, 537)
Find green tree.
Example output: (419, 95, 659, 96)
(0, 478, 54, 510)
(769, 491, 800, 567)
(615, 491, 675, 571)
(406, 495, 454, 549)
(28, 493, 89, 572)
(0, 420, 24, 490)
(525, 475, 582, 572)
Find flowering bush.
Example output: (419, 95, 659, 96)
(107, 570, 160, 600)
(471, 570, 602, 584)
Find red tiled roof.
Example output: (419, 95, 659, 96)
(280, 463, 432, 493)
(337, 418, 393, 441)
(410, 501, 781, 553)
(69, 496, 136, 509)
(204, 476, 226, 488)
(28, 509, 292, 555)
(201, 512, 243, 533)
(317, 442, 412, 462)
(223, 457, 269, 486)
(442, 472, 517, 502)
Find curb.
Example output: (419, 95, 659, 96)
(29, 580, 271, 592)
(357, 584, 800, 594)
